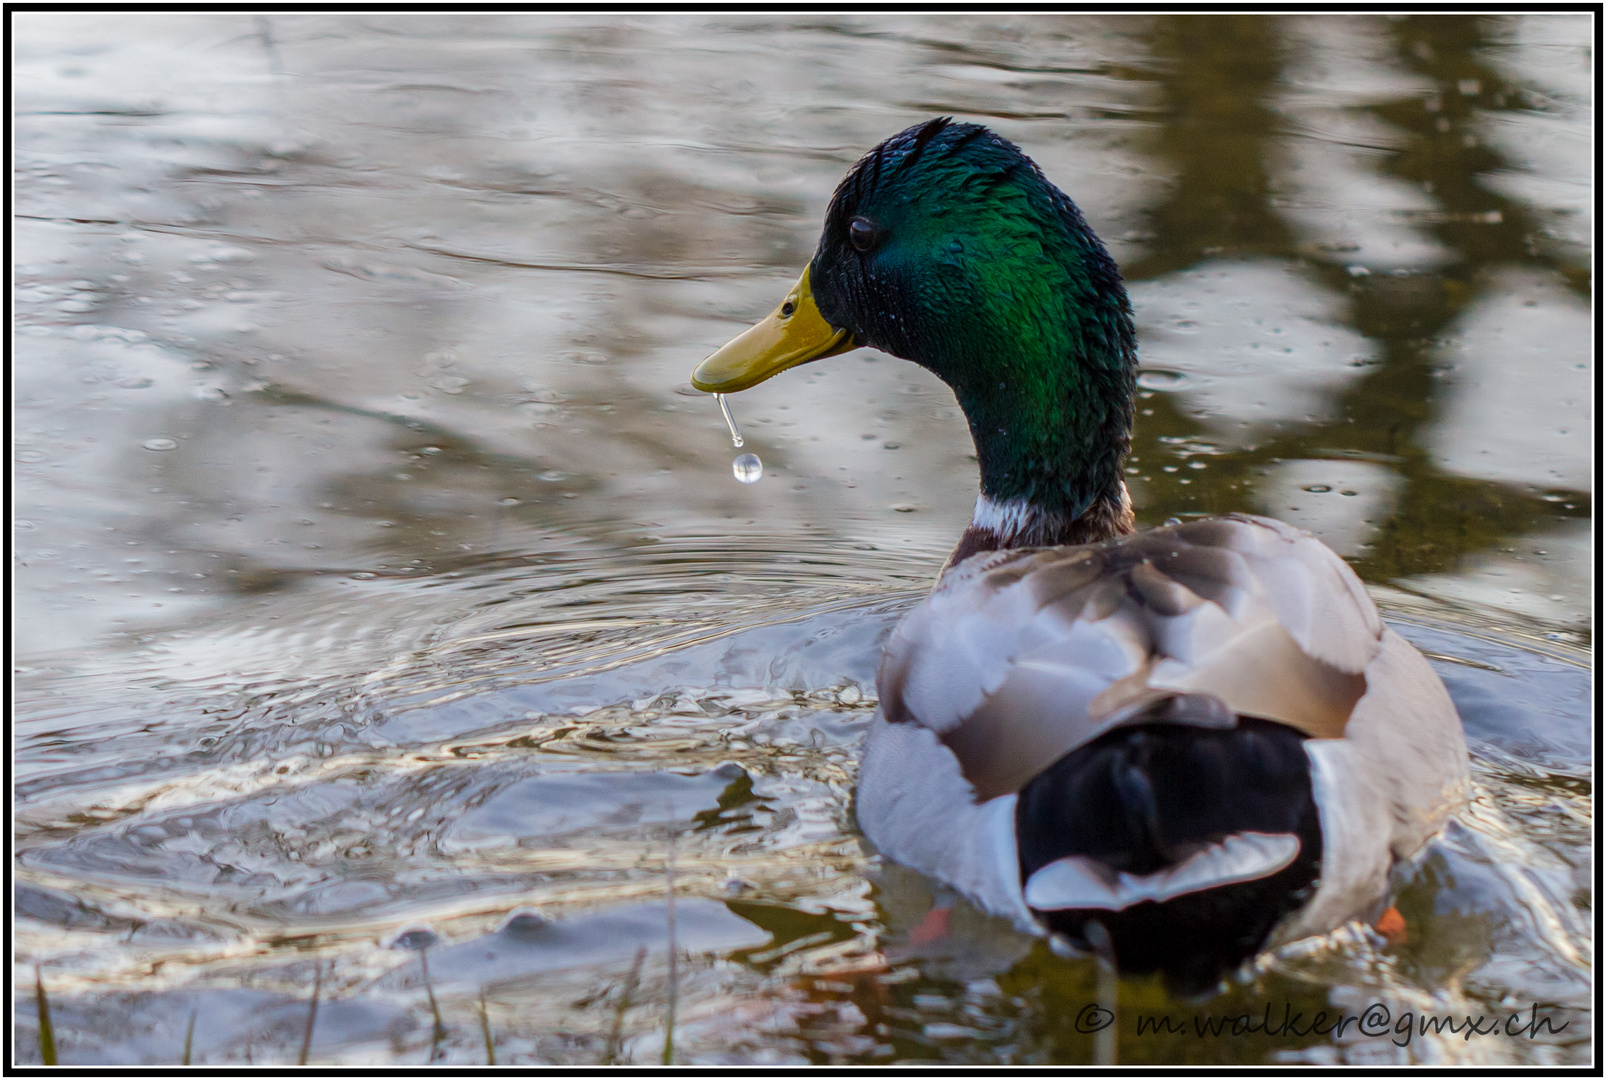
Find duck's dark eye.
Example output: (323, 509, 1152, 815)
(848, 216, 879, 253)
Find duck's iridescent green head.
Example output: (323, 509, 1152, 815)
(694, 118, 1138, 536)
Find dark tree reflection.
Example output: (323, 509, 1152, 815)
(1117, 14, 1588, 615)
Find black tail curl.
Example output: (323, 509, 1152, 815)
(1015, 713, 1323, 995)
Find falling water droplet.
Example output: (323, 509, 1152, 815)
(733, 453, 763, 483)
(715, 393, 744, 447)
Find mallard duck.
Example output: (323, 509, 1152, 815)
(691, 118, 1468, 993)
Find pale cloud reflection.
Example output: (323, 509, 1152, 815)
(1130, 260, 1375, 436)
(1257, 458, 1405, 558)
(1426, 267, 1591, 493)
(1477, 14, 1593, 259)
(1397, 519, 1592, 630)
(1274, 15, 1454, 270)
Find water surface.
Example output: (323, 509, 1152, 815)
(13, 13, 1592, 1065)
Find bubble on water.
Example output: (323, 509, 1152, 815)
(1302, 484, 1332, 493)
(1136, 369, 1188, 391)
(142, 438, 178, 451)
(389, 924, 441, 951)
(733, 453, 763, 483)
(499, 908, 551, 936)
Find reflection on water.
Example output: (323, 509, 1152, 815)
(14, 13, 1591, 1065)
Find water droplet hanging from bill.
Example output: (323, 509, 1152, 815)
(715, 393, 745, 448)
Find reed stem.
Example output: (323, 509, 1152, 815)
(478, 988, 496, 1066)
(604, 947, 648, 1065)
(297, 961, 322, 1066)
(662, 822, 678, 1066)
(35, 966, 57, 1066)
(421, 948, 445, 1062)
(1085, 920, 1118, 1067)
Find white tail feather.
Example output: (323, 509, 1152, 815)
(1023, 832, 1301, 911)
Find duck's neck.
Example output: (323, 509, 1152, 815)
(947, 484, 1134, 569)
(940, 303, 1138, 568)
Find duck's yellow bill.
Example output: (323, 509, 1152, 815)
(691, 266, 856, 394)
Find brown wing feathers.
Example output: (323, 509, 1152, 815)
(877, 516, 1383, 801)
